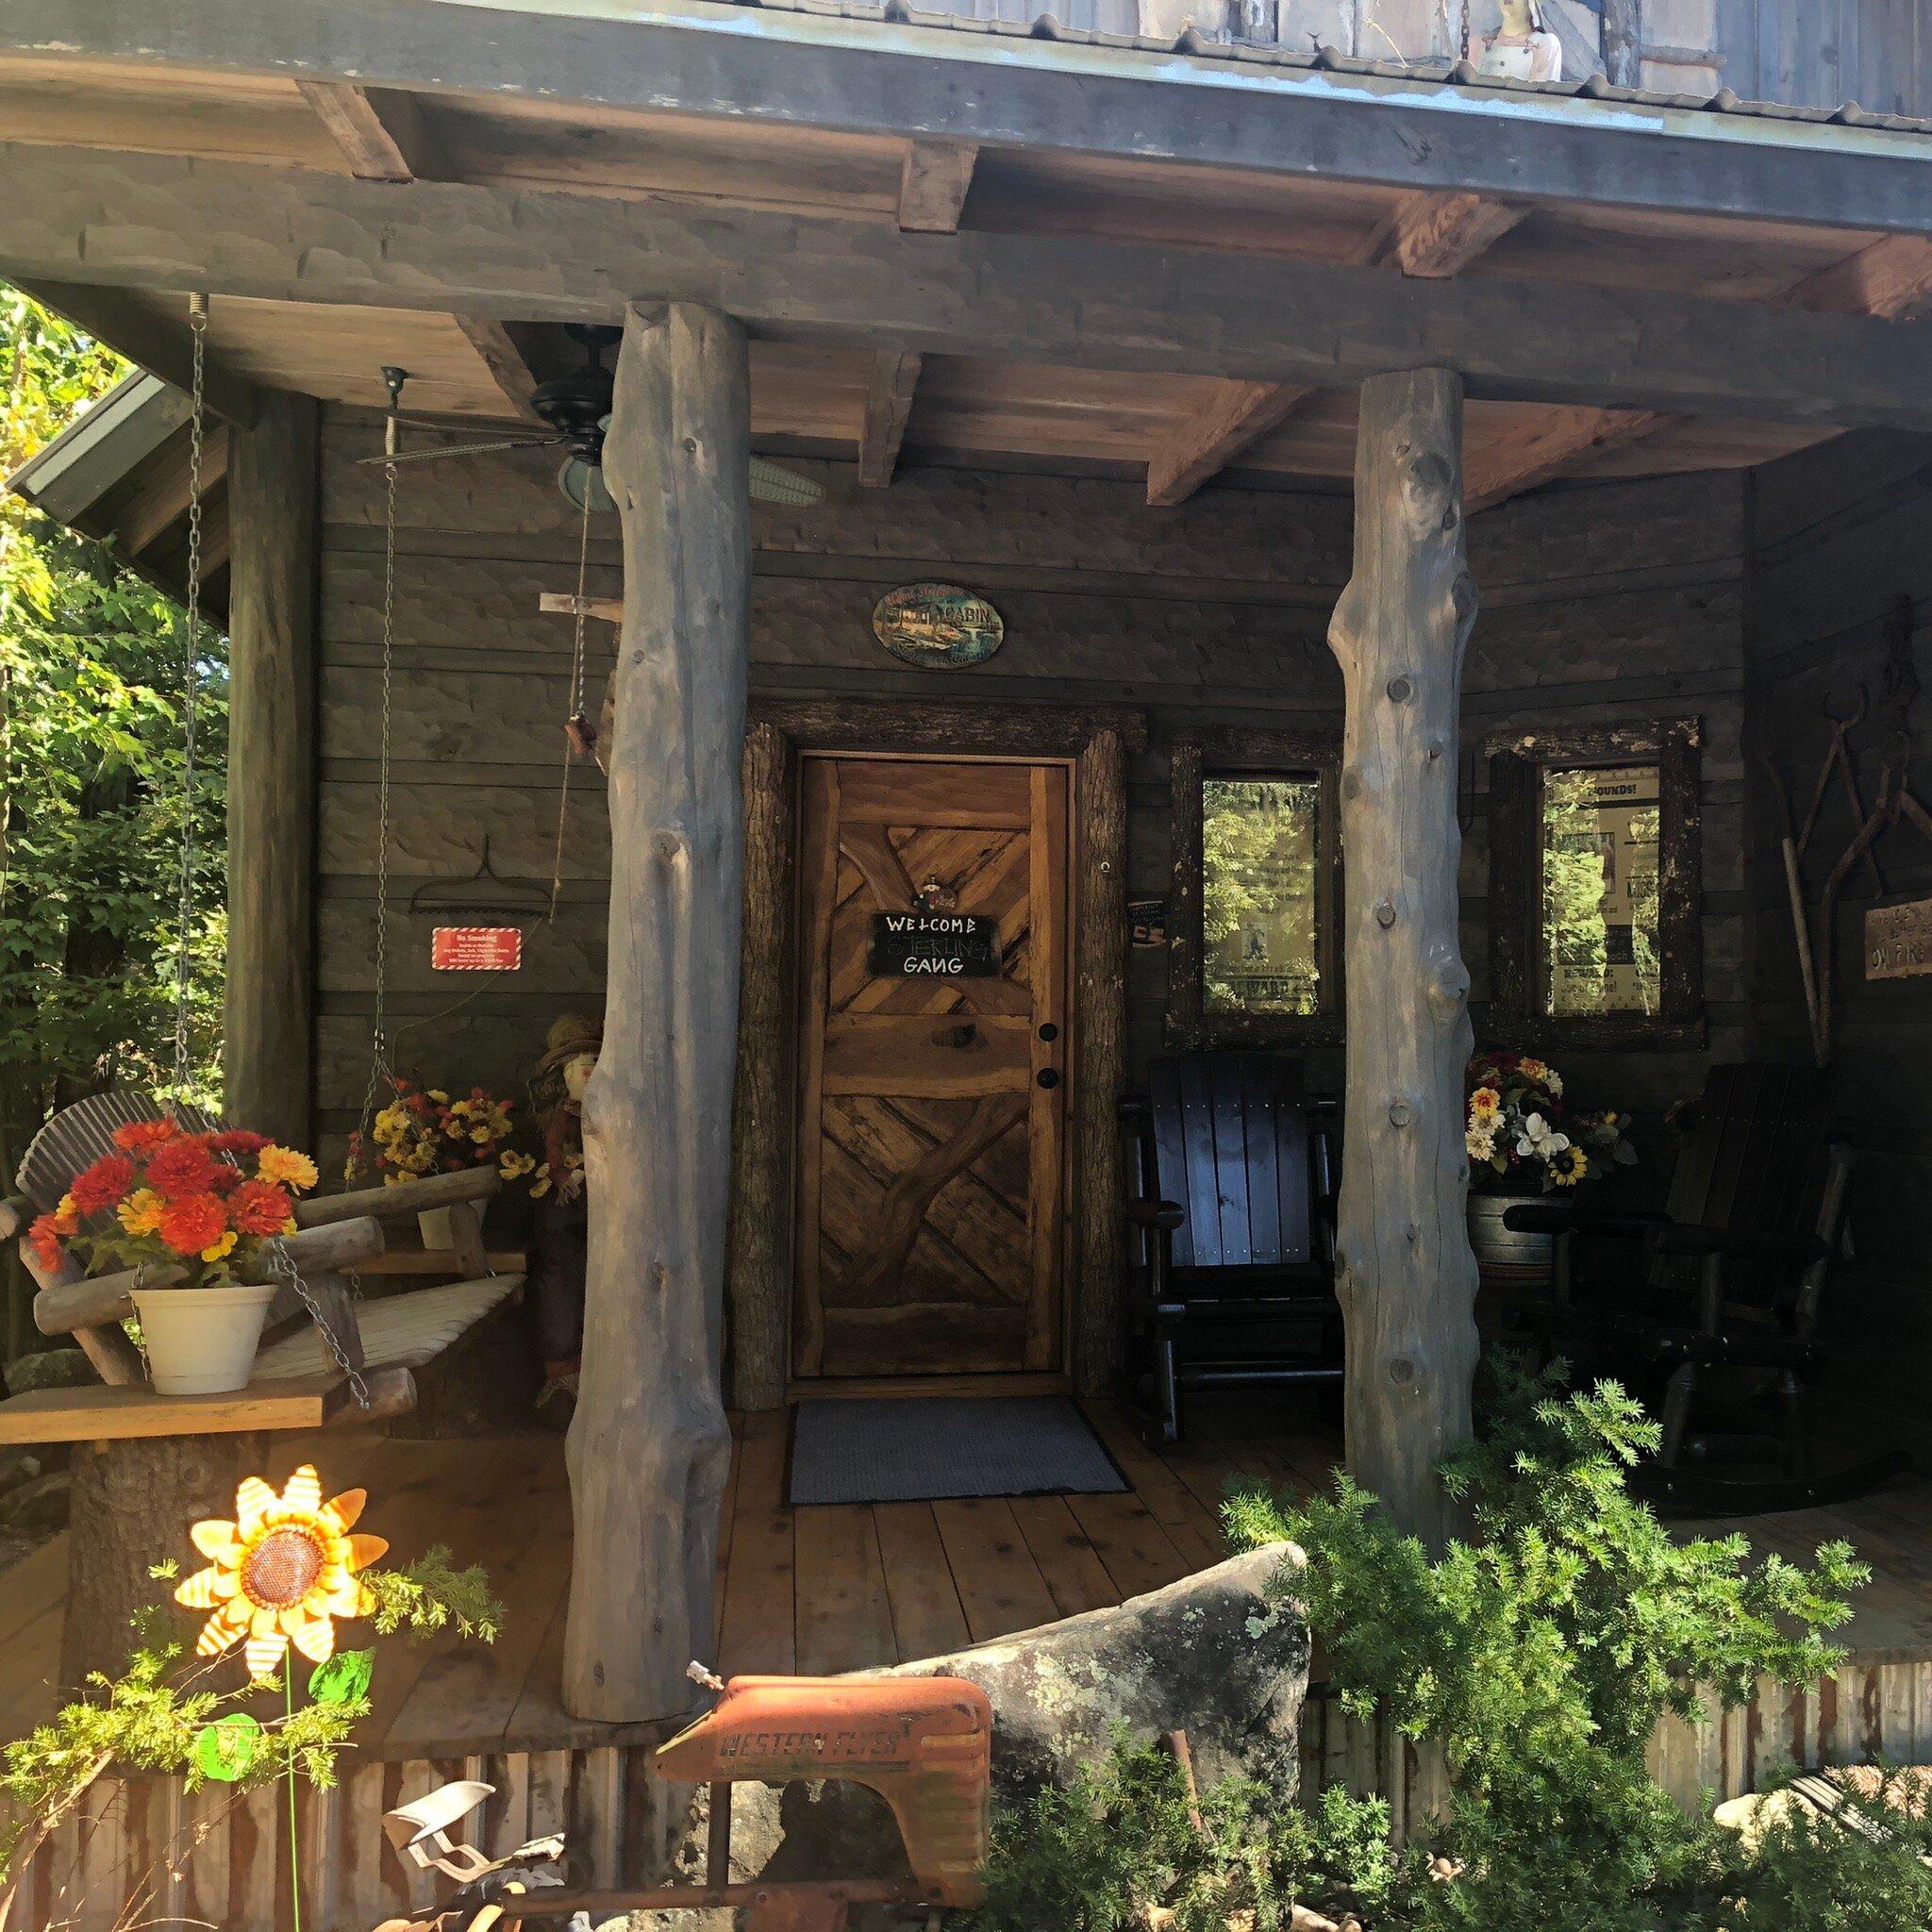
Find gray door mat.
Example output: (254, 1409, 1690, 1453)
(788, 1395, 1128, 1506)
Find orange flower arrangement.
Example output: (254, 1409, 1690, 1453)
(26, 1118, 322, 1289)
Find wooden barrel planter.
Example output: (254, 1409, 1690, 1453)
(1466, 1191, 1555, 1286)
(1467, 1191, 1554, 1346)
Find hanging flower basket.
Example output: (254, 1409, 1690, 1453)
(345, 1078, 529, 1245)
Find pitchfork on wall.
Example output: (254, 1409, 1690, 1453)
(1766, 596, 1932, 1064)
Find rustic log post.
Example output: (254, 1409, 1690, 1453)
(1326, 368, 1480, 1555)
(1073, 726, 1129, 1395)
(225, 390, 318, 1148)
(62, 1433, 266, 1688)
(563, 303, 745, 1722)
(727, 718, 798, 1411)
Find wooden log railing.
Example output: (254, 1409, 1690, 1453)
(33, 1216, 384, 1336)
(292, 1163, 498, 1227)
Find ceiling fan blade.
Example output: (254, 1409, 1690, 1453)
(749, 456, 826, 507)
(356, 433, 559, 468)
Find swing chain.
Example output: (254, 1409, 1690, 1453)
(547, 491, 592, 924)
(170, 294, 209, 1100)
(268, 1227, 371, 1407)
(351, 375, 405, 1180)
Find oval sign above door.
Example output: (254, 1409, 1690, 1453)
(871, 583, 1005, 668)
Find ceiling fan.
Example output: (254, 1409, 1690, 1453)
(357, 323, 825, 509)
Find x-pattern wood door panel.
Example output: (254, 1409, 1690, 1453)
(795, 755, 1069, 1380)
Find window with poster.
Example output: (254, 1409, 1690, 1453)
(1166, 727, 1342, 1045)
(1487, 719, 1704, 1049)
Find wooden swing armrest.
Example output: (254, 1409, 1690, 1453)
(1125, 1199, 1186, 1231)
(296, 1164, 500, 1229)
(0, 1195, 29, 1241)
(35, 1216, 385, 1337)
(1650, 1224, 1830, 1267)
(1501, 1203, 1666, 1239)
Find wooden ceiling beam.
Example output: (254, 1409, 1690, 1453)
(296, 80, 445, 183)
(11, 150, 1932, 434)
(1147, 190, 1524, 505)
(858, 348, 923, 488)
(898, 141, 978, 235)
(1468, 231, 1932, 511)
(12, 277, 258, 427)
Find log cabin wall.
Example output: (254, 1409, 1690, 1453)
(1744, 427, 1932, 1433)
(312, 407, 1748, 1362)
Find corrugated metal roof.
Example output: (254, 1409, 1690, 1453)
(724, 0, 1932, 140)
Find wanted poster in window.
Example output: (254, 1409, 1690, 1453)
(1202, 776, 1321, 1016)
(1544, 764, 1660, 1016)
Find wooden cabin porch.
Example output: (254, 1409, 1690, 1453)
(8, 1396, 1932, 1757)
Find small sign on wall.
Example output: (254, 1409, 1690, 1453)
(431, 926, 525, 972)
(1867, 897, 1932, 979)
(1128, 898, 1167, 948)
(869, 912, 999, 978)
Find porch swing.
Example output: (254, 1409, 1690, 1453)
(0, 297, 523, 1453)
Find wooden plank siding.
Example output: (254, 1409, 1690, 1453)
(312, 417, 1750, 1198)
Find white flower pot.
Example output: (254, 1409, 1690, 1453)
(130, 1281, 279, 1395)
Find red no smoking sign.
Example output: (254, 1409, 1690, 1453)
(430, 926, 524, 972)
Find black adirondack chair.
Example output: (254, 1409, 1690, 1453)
(1505, 1061, 1907, 1512)
(1122, 1052, 1340, 1442)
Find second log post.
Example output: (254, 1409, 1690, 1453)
(1326, 366, 1481, 1557)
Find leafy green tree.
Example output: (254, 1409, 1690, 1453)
(0, 285, 226, 1358)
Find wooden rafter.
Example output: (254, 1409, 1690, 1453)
(863, 142, 978, 483)
(297, 79, 444, 183)
(453, 316, 546, 424)
(1146, 191, 1524, 506)
(858, 348, 923, 488)
(1463, 406, 1673, 512)
(898, 141, 978, 234)
(114, 424, 230, 557)
(13, 277, 258, 427)
(1468, 233, 1932, 512)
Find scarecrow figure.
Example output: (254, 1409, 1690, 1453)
(527, 1012, 599, 1425)
(1478, 0, 1563, 80)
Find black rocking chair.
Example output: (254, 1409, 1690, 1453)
(1122, 1052, 1341, 1442)
(1505, 1061, 1908, 1513)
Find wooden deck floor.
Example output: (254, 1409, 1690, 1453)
(4, 1397, 1932, 1759)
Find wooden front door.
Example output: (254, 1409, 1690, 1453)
(793, 754, 1071, 1381)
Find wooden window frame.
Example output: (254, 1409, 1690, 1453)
(1165, 725, 1343, 1048)
(1486, 716, 1704, 1052)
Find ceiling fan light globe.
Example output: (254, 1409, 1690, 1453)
(558, 457, 616, 516)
